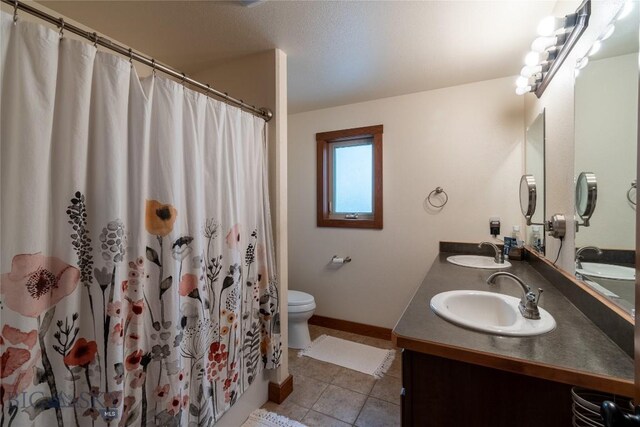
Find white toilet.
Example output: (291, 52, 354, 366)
(287, 290, 316, 349)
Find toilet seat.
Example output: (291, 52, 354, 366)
(289, 290, 314, 306)
(288, 302, 316, 313)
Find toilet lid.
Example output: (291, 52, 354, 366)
(288, 290, 314, 306)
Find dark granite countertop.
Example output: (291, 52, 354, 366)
(392, 252, 634, 395)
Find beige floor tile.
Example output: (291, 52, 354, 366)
(309, 325, 333, 340)
(312, 384, 367, 424)
(298, 356, 342, 383)
(302, 410, 352, 427)
(289, 374, 329, 408)
(355, 397, 401, 427)
(386, 352, 402, 379)
(288, 348, 300, 358)
(331, 367, 376, 395)
(370, 375, 402, 405)
(261, 399, 309, 421)
(288, 351, 306, 377)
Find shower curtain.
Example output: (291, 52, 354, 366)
(0, 11, 281, 427)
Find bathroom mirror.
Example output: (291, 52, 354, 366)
(524, 111, 545, 252)
(575, 172, 598, 227)
(573, 2, 638, 313)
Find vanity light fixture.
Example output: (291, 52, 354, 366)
(520, 63, 549, 78)
(588, 40, 602, 56)
(531, 32, 569, 52)
(537, 14, 578, 36)
(516, 85, 533, 96)
(574, 2, 631, 79)
(516, 75, 538, 88)
(616, 1, 634, 20)
(574, 56, 589, 77)
(600, 24, 616, 41)
(576, 57, 589, 70)
(525, 48, 559, 66)
(515, 0, 590, 97)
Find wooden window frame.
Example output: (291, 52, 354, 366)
(316, 125, 383, 229)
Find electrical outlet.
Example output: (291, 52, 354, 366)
(489, 217, 501, 236)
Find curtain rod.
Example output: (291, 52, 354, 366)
(2, 0, 274, 122)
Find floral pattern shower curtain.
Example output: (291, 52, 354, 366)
(0, 11, 280, 427)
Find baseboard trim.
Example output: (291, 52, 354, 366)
(268, 374, 293, 404)
(309, 315, 392, 341)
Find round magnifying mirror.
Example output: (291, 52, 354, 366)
(519, 175, 537, 225)
(575, 172, 597, 226)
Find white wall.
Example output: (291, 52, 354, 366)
(289, 77, 524, 328)
(524, 0, 627, 272)
(575, 53, 638, 249)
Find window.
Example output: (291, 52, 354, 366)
(317, 125, 383, 229)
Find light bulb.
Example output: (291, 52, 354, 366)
(516, 86, 532, 95)
(537, 13, 578, 36)
(525, 51, 541, 66)
(601, 24, 615, 41)
(521, 65, 539, 78)
(588, 40, 601, 56)
(616, 1, 634, 20)
(525, 49, 556, 66)
(537, 16, 563, 36)
(521, 64, 549, 78)
(516, 76, 529, 87)
(576, 56, 589, 70)
(531, 36, 557, 52)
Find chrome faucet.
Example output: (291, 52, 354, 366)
(478, 241, 504, 264)
(575, 246, 603, 269)
(486, 272, 543, 320)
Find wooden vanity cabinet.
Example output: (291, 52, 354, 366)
(400, 350, 573, 427)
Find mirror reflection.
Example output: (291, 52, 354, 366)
(574, 3, 638, 313)
(520, 174, 537, 222)
(524, 111, 545, 253)
(575, 172, 598, 227)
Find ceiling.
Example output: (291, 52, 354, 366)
(42, 0, 558, 113)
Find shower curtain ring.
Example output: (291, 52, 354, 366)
(181, 73, 186, 86)
(58, 18, 64, 39)
(151, 59, 156, 77)
(12, 0, 18, 24)
(92, 32, 98, 48)
(128, 48, 133, 66)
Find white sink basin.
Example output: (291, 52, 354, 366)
(577, 262, 635, 281)
(430, 290, 556, 336)
(447, 255, 511, 269)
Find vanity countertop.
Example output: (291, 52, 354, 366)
(392, 252, 634, 396)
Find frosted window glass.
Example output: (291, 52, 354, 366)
(333, 143, 373, 213)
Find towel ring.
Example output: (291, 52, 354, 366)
(427, 187, 448, 208)
(627, 180, 636, 206)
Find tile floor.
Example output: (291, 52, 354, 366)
(262, 325, 402, 427)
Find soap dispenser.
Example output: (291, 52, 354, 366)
(511, 226, 522, 247)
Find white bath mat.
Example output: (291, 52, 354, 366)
(241, 409, 307, 427)
(299, 335, 395, 378)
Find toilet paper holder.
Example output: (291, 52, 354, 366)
(331, 255, 352, 264)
